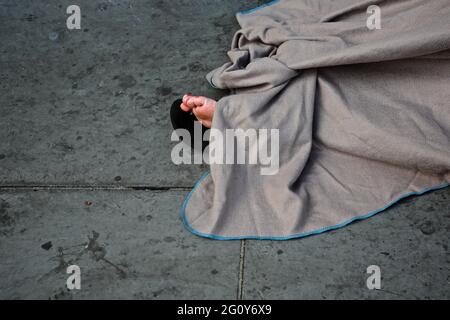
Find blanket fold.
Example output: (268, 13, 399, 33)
(183, 0, 450, 240)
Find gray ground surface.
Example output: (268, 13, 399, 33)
(0, 0, 449, 299)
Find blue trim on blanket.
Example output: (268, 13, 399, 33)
(238, 0, 281, 15)
(181, 171, 450, 240)
(208, 74, 219, 89)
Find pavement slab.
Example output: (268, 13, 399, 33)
(0, 0, 264, 186)
(0, 190, 240, 299)
(242, 187, 450, 299)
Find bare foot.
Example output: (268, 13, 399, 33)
(180, 94, 216, 128)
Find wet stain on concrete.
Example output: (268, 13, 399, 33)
(138, 214, 153, 222)
(156, 86, 172, 96)
(52, 140, 75, 154)
(164, 236, 176, 243)
(41, 241, 53, 251)
(42, 231, 127, 281)
(0, 200, 15, 236)
(420, 221, 436, 235)
(116, 75, 137, 90)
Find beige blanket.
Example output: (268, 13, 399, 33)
(182, 0, 450, 240)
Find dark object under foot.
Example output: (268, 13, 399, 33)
(170, 98, 209, 151)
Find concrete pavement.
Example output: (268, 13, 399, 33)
(0, 0, 449, 299)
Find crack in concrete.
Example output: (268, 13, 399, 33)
(41, 231, 127, 281)
(0, 185, 193, 191)
(237, 240, 246, 300)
